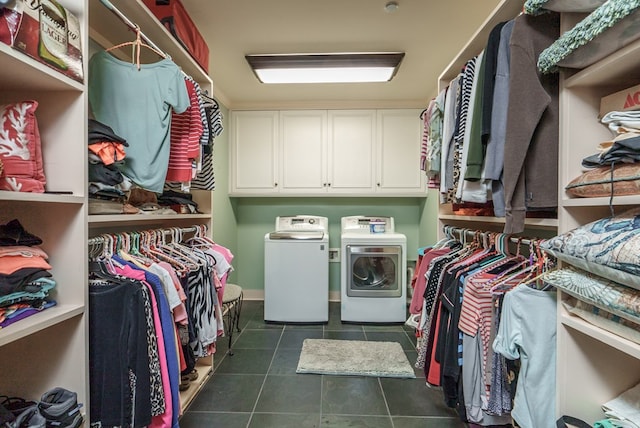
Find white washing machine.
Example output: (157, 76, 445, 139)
(264, 215, 329, 323)
(340, 216, 407, 323)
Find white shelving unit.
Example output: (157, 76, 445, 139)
(0, 0, 89, 414)
(435, 1, 640, 424)
(555, 13, 640, 422)
(87, 0, 215, 412)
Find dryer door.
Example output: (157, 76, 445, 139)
(346, 245, 402, 297)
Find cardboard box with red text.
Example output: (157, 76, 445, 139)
(600, 83, 640, 117)
(12, 0, 83, 83)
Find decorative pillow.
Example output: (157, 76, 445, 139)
(540, 207, 640, 289)
(565, 163, 640, 197)
(538, 1, 640, 73)
(524, 0, 606, 14)
(0, 101, 46, 192)
(542, 266, 640, 324)
(562, 299, 640, 345)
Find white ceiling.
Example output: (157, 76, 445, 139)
(179, 0, 502, 110)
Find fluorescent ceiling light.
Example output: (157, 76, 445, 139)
(245, 53, 405, 84)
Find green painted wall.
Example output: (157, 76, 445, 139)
(210, 104, 240, 283)
(232, 197, 429, 292)
(419, 188, 441, 248)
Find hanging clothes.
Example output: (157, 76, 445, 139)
(412, 228, 554, 427)
(87, 227, 234, 428)
(88, 50, 190, 193)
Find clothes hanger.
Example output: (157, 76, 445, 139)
(157, 228, 203, 271)
(140, 230, 191, 276)
(186, 224, 216, 249)
(105, 26, 166, 70)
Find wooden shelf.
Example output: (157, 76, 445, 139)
(0, 43, 84, 92)
(560, 312, 640, 360)
(438, 214, 558, 230)
(0, 191, 84, 204)
(179, 357, 213, 411)
(564, 37, 640, 89)
(89, 213, 211, 224)
(88, 0, 210, 86)
(0, 304, 85, 347)
(562, 195, 640, 207)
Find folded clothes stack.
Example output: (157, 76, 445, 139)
(566, 111, 640, 198)
(0, 219, 57, 329)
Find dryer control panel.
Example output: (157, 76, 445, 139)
(341, 216, 395, 233)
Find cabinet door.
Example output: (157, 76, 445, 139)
(327, 110, 376, 193)
(376, 109, 425, 194)
(280, 110, 328, 194)
(230, 111, 279, 194)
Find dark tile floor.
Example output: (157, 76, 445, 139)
(179, 301, 466, 428)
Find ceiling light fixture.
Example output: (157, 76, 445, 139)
(245, 52, 405, 84)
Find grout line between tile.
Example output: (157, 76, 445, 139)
(377, 376, 395, 428)
(245, 326, 285, 428)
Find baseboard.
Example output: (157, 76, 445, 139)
(238, 289, 342, 302)
(241, 289, 264, 301)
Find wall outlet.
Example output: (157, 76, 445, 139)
(329, 248, 340, 263)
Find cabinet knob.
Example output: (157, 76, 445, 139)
(328, 183, 331, 187)
(377, 183, 381, 187)
(274, 183, 278, 187)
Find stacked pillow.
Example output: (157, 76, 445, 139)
(0, 101, 46, 192)
(541, 207, 640, 289)
(541, 208, 640, 338)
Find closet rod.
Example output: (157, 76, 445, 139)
(443, 225, 535, 246)
(98, 0, 167, 58)
(88, 225, 205, 246)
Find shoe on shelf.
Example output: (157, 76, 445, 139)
(10, 405, 46, 428)
(37, 388, 83, 428)
(0, 396, 37, 419)
(181, 369, 198, 383)
(179, 378, 191, 392)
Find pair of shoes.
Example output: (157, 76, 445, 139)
(38, 387, 83, 428)
(2, 388, 82, 428)
(179, 369, 198, 392)
(181, 369, 198, 383)
(179, 379, 191, 392)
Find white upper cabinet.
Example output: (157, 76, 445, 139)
(230, 110, 279, 194)
(328, 110, 376, 194)
(230, 109, 425, 197)
(376, 109, 425, 194)
(280, 110, 328, 193)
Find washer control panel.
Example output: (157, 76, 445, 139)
(275, 215, 328, 232)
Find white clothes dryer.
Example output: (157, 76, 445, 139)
(264, 215, 329, 323)
(340, 216, 407, 323)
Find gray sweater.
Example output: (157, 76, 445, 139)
(503, 12, 560, 233)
